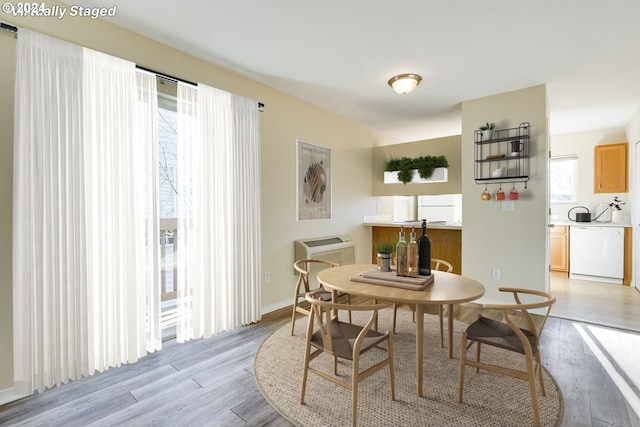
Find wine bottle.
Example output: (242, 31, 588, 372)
(396, 226, 408, 277)
(407, 226, 419, 278)
(418, 219, 432, 276)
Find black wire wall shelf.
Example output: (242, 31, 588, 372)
(474, 122, 530, 184)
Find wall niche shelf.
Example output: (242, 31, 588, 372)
(384, 167, 448, 184)
(474, 122, 530, 184)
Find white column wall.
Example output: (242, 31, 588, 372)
(461, 85, 549, 302)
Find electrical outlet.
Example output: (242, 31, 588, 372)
(492, 268, 500, 280)
(265, 271, 271, 283)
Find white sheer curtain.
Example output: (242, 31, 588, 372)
(175, 83, 261, 342)
(136, 71, 162, 352)
(13, 29, 159, 394)
(13, 29, 86, 395)
(13, 27, 260, 393)
(82, 48, 147, 371)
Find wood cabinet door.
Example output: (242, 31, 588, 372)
(550, 226, 568, 272)
(594, 142, 628, 193)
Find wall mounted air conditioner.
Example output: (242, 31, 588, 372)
(294, 235, 356, 274)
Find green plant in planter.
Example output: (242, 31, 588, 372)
(385, 155, 449, 185)
(374, 238, 398, 254)
(414, 155, 449, 181)
(478, 122, 496, 131)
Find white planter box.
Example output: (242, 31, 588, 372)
(384, 167, 448, 184)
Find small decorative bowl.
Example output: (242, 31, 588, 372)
(492, 167, 507, 178)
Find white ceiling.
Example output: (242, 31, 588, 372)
(76, 0, 640, 142)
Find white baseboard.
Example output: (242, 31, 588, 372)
(261, 298, 292, 316)
(0, 387, 26, 405)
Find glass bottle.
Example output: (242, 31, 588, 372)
(407, 226, 419, 278)
(417, 219, 432, 276)
(396, 226, 408, 277)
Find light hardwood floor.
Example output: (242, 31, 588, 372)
(550, 271, 640, 332)
(1, 280, 639, 426)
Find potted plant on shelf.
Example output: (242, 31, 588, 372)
(609, 196, 625, 223)
(479, 122, 496, 140)
(384, 155, 449, 185)
(374, 238, 397, 272)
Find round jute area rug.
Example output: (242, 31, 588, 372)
(255, 308, 563, 427)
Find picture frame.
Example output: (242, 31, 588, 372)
(297, 140, 331, 220)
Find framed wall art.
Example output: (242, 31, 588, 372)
(297, 140, 331, 220)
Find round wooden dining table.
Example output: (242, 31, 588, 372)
(317, 263, 485, 397)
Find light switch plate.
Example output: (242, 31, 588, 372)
(501, 201, 514, 211)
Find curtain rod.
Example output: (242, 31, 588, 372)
(136, 65, 198, 87)
(2, 21, 265, 111)
(1, 21, 18, 35)
(135, 66, 264, 112)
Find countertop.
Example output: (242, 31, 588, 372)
(364, 219, 629, 229)
(363, 219, 630, 230)
(550, 219, 632, 228)
(363, 220, 462, 230)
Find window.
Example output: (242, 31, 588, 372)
(550, 156, 578, 203)
(157, 84, 179, 337)
(158, 92, 178, 218)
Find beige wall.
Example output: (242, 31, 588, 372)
(371, 135, 462, 196)
(550, 127, 629, 220)
(0, 2, 377, 394)
(0, 31, 16, 393)
(461, 85, 549, 302)
(627, 108, 640, 146)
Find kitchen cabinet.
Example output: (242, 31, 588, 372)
(594, 142, 627, 193)
(550, 225, 568, 272)
(371, 225, 461, 274)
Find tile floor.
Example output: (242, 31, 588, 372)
(550, 271, 640, 332)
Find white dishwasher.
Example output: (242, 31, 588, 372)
(569, 226, 624, 284)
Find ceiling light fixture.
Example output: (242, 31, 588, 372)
(388, 73, 422, 95)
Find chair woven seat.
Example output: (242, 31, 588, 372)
(466, 315, 537, 355)
(297, 290, 332, 301)
(310, 319, 388, 361)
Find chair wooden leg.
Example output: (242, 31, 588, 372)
(290, 299, 299, 336)
(351, 355, 360, 427)
(535, 352, 546, 396)
(525, 353, 541, 427)
(438, 304, 444, 348)
(373, 299, 379, 332)
(388, 336, 396, 401)
(458, 332, 467, 403)
(300, 345, 311, 404)
(475, 342, 481, 373)
(347, 294, 352, 323)
(392, 303, 398, 334)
